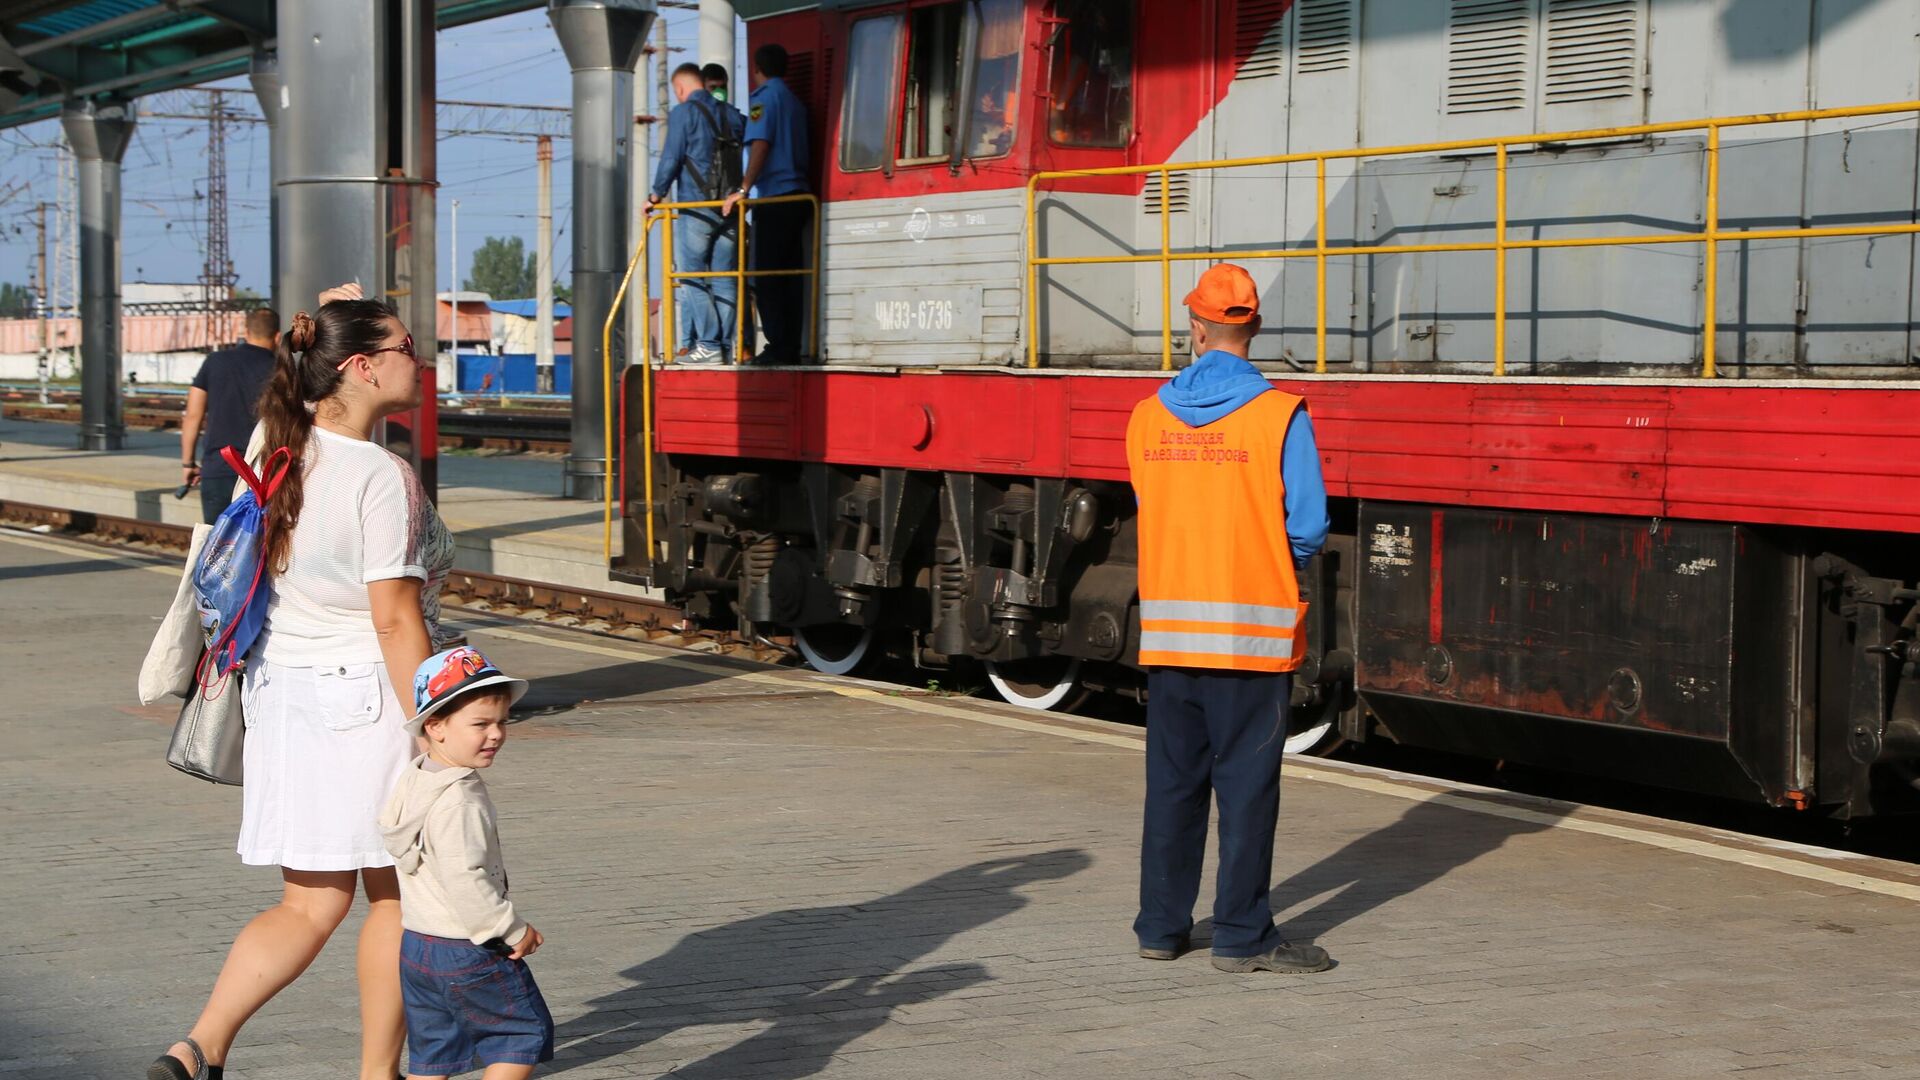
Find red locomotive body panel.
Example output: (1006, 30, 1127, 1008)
(651, 368, 1920, 535)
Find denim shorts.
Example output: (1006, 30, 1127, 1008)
(400, 930, 555, 1075)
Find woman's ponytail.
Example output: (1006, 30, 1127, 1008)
(257, 315, 317, 575)
(253, 300, 393, 575)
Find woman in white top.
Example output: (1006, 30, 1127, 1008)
(150, 285, 455, 1080)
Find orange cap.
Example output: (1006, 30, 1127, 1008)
(1183, 263, 1260, 324)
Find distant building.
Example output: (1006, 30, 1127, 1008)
(485, 299, 574, 355)
(437, 291, 494, 354)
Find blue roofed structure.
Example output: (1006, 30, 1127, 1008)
(485, 299, 573, 320)
(0, 0, 541, 128)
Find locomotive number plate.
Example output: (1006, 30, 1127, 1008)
(852, 287, 984, 341)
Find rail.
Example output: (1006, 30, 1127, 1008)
(601, 192, 823, 561)
(1025, 100, 1920, 375)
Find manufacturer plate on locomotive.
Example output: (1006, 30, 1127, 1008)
(852, 287, 984, 341)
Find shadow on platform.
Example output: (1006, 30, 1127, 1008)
(545, 848, 1093, 1079)
(1192, 793, 1571, 949)
(0, 557, 138, 582)
(513, 657, 761, 717)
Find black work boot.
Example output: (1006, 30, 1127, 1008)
(1138, 936, 1190, 961)
(1211, 940, 1333, 974)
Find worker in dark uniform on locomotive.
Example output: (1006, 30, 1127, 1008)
(722, 43, 812, 366)
(1126, 264, 1334, 975)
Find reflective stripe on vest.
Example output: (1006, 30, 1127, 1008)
(1137, 630, 1296, 661)
(1139, 599, 1299, 630)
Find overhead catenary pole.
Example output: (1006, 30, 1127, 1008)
(552, 0, 656, 500)
(536, 136, 555, 392)
(201, 88, 234, 349)
(35, 201, 49, 404)
(61, 96, 135, 451)
(656, 17, 671, 154)
(450, 196, 461, 356)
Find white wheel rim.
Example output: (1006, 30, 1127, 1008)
(986, 657, 1083, 711)
(794, 625, 873, 676)
(1283, 711, 1335, 755)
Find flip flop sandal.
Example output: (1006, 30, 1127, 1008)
(146, 1036, 221, 1080)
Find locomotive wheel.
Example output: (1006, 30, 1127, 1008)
(986, 657, 1088, 712)
(794, 624, 874, 676)
(1283, 703, 1342, 756)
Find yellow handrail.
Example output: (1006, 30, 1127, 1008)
(601, 192, 824, 564)
(1025, 99, 1920, 375)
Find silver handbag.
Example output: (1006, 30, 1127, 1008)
(167, 663, 245, 785)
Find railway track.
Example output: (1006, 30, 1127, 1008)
(6, 497, 1918, 859)
(0, 499, 786, 664)
(1, 394, 573, 454)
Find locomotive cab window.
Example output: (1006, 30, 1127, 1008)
(967, 0, 1024, 159)
(899, 3, 967, 163)
(840, 13, 905, 172)
(1046, 0, 1134, 147)
(838, 0, 1024, 174)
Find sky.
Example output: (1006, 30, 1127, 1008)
(0, 5, 730, 302)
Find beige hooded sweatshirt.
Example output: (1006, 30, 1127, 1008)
(379, 755, 529, 947)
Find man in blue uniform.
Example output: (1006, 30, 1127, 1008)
(722, 43, 811, 365)
(650, 62, 746, 364)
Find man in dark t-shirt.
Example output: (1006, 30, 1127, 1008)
(183, 308, 280, 523)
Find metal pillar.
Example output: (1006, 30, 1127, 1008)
(699, 0, 736, 80)
(277, 0, 438, 495)
(552, 0, 655, 500)
(60, 97, 134, 452)
(536, 136, 556, 393)
(247, 50, 284, 318)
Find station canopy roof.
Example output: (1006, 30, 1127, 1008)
(0, 0, 542, 131)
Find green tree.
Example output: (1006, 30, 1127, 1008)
(553, 280, 573, 305)
(0, 281, 34, 317)
(464, 235, 537, 299)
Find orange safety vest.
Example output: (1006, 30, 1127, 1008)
(1125, 389, 1308, 673)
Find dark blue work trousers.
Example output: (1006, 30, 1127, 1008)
(1134, 667, 1290, 958)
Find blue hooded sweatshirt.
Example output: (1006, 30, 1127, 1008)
(1157, 349, 1330, 565)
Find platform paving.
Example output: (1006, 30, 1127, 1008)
(0, 414, 640, 595)
(6, 529, 1920, 1079)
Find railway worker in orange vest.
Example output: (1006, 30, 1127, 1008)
(1125, 263, 1334, 975)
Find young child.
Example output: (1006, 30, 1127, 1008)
(380, 646, 549, 1080)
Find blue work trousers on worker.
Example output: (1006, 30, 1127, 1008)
(674, 209, 738, 354)
(1134, 668, 1290, 958)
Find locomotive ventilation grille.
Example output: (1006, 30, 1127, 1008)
(1143, 171, 1191, 215)
(1447, 0, 1644, 114)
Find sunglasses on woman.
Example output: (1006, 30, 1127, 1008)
(336, 334, 418, 371)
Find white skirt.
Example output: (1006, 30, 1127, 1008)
(238, 655, 413, 871)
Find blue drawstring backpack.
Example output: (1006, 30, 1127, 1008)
(193, 444, 292, 691)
